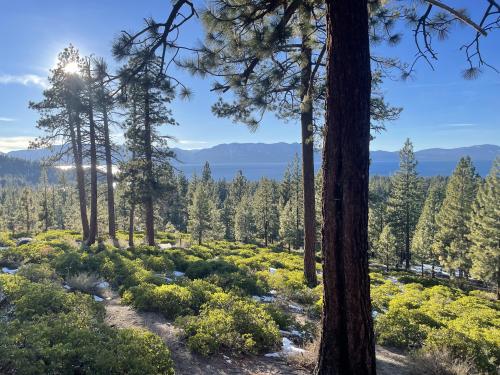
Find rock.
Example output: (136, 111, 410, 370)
(93, 295, 104, 302)
(63, 284, 72, 290)
(1, 267, 18, 275)
(16, 237, 32, 246)
(269, 267, 277, 274)
(173, 271, 185, 277)
(158, 243, 172, 249)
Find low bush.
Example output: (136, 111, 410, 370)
(180, 292, 281, 356)
(123, 283, 193, 319)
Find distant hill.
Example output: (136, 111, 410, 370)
(3, 143, 498, 180)
(0, 154, 59, 185)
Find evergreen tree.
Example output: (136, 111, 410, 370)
(412, 180, 446, 276)
(386, 139, 423, 269)
(234, 194, 256, 243)
(368, 176, 391, 256)
(119, 56, 177, 245)
(30, 45, 90, 240)
(280, 200, 298, 250)
(469, 158, 499, 297)
(38, 168, 53, 232)
(377, 225, 398, 271)
(253, 178, 279, 246)
(188, 184, 212, 244)
(19, 187, 35, 233)
(434, 156, 479, 278)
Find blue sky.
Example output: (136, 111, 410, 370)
(0, 0, 498, 153)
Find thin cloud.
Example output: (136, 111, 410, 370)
(0, 117, 16, 122)
(176, 140, 209, 149)
(0, 74, 48, 88)
(440, 123, 477, 128)
(0, 136, 36, 153)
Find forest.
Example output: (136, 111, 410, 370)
(0, 0, 499, 374)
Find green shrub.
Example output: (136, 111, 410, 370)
(0, 232, 15, 247)
(124, 283, 193, 319)
(180, 292, 280, 355)
(0, 317, 174, 375)
(141, 254, 174, 272)
(104, 329, 174, 375)
(17, 263, 61, 283)
(185, 259, 238, 279)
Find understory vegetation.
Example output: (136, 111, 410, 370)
(1, 230, 498, 373)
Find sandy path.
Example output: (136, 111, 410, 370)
(105, 296, 411, 375)
(105, 296, 308, 375)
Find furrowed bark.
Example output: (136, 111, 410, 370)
(315, 0, 376, 373)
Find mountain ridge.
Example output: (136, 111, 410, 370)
(6, 143, 499, 164)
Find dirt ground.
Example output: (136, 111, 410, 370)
(104, 296, 412, 375)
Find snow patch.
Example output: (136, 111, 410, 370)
(95, 281, 109, 289)
(265, 337, 305, 358)
(269, 267, 277, 274)
(173, 271, 185, 277)
(1, 267, 18, 275)
(158, 243, 172, 249)
(93, 295, 104, 302)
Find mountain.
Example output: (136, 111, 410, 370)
(3, 143, 498, 180)
(0, 154, 60, 185)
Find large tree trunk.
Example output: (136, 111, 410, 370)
(69, 110, 90, 240)
(87, 99, 98, 246)
(301, 5, 318, 287)
(315, 0, 375, 373)
(102, 100, 117, 241)
(99, 77, 117, 241)
(128, 202, 135, 248)
(143, 88, 155, 246)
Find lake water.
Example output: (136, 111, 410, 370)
(173, 160, 494, 180)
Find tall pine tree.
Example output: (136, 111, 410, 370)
(434, 156, 479, 278)
(386, 139, 423, 269)
(469, 158, 499, 297)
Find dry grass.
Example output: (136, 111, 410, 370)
(409, 349, 478, 375)
(287, 337, 319, 371)
(66, 272, 101, 294)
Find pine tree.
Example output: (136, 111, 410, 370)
(412, 180, 446, 276)
(234, 194, 255, 243)
(377, 225, 398, 271)
(368, 176, 391, 256)
(253, 178, 279, 246)
(119, 56, 177, 245)
(280, 200, 298, 251)
(434, 156, 479, 278)
(19, 187, 35, 233)
(386, 139, 423, 269)
(30, 45, 90, 240)
(188, 184, 212, 245)
(38, 168, 53, 232)
(469, 158, 499, 298)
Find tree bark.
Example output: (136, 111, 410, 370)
(100, 80, 117, 241)
(315, 0, 375, 373)
(143, 86, 155, 246)
(69, 110, 90, 240)
(301, 5, 318, 287)
(128, 202, 135, 248)
(86, 95, 98, 246)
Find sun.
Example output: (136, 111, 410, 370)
(63, 61, 79, 74)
